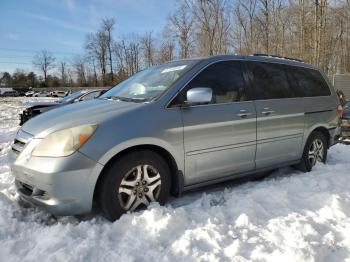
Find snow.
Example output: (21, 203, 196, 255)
(1, 97, 350, 261)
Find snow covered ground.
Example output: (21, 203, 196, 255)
(1, 97, 350, 262)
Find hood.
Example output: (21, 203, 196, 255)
(25, 101, 59, 109)
(21, 98, 144, 138)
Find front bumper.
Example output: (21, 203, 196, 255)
(9, 149, 104, 216)
(329, 126, 342, 146)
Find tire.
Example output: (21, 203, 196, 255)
(296, 131, 328, 172)
(98, 150, 171, 221)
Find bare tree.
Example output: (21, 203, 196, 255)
(66, 68, 74, 87)
(313, 0, 327, 66)
(85, 54, 99, 86)
(85, 31, 108, 85)
(59, 61, 67, 87)
(114, 35, 142, 80)
(72, 56, 87, 87)
(33, 50, 56, 86)
(75, 1, 350, 85)
(299, 0, 305, 58)
(234, 0, 258, 54)
(257, 0, 270, 54)
(168, 2, 194, 58)
(188, 0, 231, 56)
(102, 17, 116, 83)
(141, 31, 156, 67)
(157, 40, 175, 64)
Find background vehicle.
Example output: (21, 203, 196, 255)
(341, 101, 350, 139)
(10, 55, 341, 221)
(19, 89, 107, 125)
(33, 92, 50, 97)
(51, 90, 68, 97)
(25, 91, 35, 97)
(1, 90, 18, 97)
(0, 88, 18, 96)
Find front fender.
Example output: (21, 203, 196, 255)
(98, 137, 183, 167)
(85, 137, 184, 204)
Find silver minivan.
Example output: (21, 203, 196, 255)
(9, 55, 341, 221)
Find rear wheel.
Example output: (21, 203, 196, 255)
(297, 131, 328, 172)
(98, 150, 171, 221)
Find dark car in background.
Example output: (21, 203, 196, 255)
(20, 89, 107, 125)
(341, 101, 350, 139)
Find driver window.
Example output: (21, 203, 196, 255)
(174, 61, 247, 105)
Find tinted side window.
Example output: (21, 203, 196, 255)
(287, 67, 331, 97)
(284, 65, 304, 97)
(184, 61, 248, 104)
(247, 61, 294, 100)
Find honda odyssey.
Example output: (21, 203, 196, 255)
(9, 55, 341, 221)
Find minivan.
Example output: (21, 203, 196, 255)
(0, 89, 18, 97)
(9, 55, 341, 221)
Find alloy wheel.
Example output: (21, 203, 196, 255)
(308, 138, 324, 167)
(118, 165, 161, 211)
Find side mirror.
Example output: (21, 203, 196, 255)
(186, 87, 212, 105)
(73, 98, 80, 103)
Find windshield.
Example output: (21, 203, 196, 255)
(100, 60, 198, 102)
(59, 90, 87, 103)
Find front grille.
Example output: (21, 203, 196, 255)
(11, 129, 33, 154)
(12, 139, 26, 153)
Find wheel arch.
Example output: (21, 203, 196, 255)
(92, 144, 184, 205)
(306, 126, 331, 148)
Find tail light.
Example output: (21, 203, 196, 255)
(337, 104, 343, 118)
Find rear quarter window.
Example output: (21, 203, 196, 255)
(287, 66, 331, 97)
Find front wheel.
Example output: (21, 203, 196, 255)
(98, 150, 171, 221)
(297, 131, 328, 172)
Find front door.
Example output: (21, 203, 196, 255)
(177, 61, 257, 185)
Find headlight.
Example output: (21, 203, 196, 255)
(32, 125, 97, 157)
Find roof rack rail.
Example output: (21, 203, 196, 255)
(253, 53, 303, 63)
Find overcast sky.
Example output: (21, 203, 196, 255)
(0, 0, 176, 73)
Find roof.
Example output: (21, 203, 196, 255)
(200, 54, 317, 70)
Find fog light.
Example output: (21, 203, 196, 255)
(40, 191, 50, 200)
(33, 188, 50, 200)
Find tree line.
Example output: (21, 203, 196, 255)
(1, 0, 350, 88)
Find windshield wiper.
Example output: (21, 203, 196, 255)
(106, 96, 149, 103)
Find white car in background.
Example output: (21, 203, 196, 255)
(33, 92, 50, 97)
(25, 91, 35, 97)
(51, 91, 67, 97)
